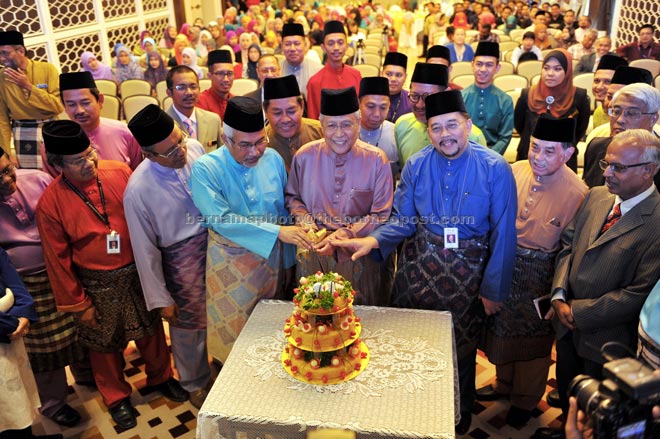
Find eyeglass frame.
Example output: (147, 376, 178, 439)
(154, 133, 188, 159)
(62, 148, 98, 167)
(173, 83, 200, 92)
(408, 92, 432, 104)
(226, 135, 269, 151)
(211, 70, 235, 79)
(607, 107, 657, 120)
(598, 159, 652, 173)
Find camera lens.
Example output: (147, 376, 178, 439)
(569, 374, 603, 417)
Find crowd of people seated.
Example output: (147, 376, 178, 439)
(1, 1, 660, 439)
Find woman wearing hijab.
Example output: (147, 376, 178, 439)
(114, 45, 145, 84)
(168, 34, 189, 67)
(159, 24, 177, 49)
(514, 49, 590, 171)
(133, 30, 153, 56)
(181, 47, 203, 79)
(81, 51, 114, 81)
(246, 43, 261, 81)
(144, 50, 168, 92)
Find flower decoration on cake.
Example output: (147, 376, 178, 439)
(282, 272, 369, 384)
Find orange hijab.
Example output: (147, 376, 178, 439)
(172, 34, 189, 65)
(527, 49, 576, 118)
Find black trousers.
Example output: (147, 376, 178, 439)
(556, 331, 604, 415)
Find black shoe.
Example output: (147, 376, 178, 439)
(109, 398, 137, 430)
(49, 404, 81, 428)
(75, 379, 97, 388)
(531, 427, 565, 439)
(455, 412, 472, 435)
(506, 405, 531, 428)
(546, 389, 561, 408)
(154, 378, 188, 403)
(476, 384, 507, 401)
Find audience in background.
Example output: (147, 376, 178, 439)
(80, 51, 113, 81)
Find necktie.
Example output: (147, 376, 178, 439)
(600, 203, 621, 235)
(183, 118, 196, 139)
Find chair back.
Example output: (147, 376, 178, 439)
(100, 95, 121, 120)
(200, 79, 212, 92)
(120, 79, 152, 99)
(629, 59, 660, 79)
(96, 79, 118, 97)
(452, 74, 475, 89)
(516, 60, 543, 81)
(123, 95, 159, 122)
(353, 64, 380, 78)
(450, 61, 473, 80)
(230, 78, 259, 96)
(493, 74, 528, 91)
(496, 61, 515, 76)
(161, 96, 173, 113)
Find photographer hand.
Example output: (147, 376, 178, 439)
(566, 396, 595, 439)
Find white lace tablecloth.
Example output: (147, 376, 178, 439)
(197, 300, 458, 439)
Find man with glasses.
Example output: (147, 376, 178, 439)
(197, 49, 235, 119)
(279, 23, 321, 102)
(37, 120, 187, 430)
(0, 30, 63, 170)
(583, 82, 659, 189)
(166, 65, 222, 153)
(125, 104, 211, 409)
(333, 90, 517, 435)
(245, 54, 282, 106)
(462, 42, 514, 155)
(191, 97, 313, 363)
(381, 52, 411, 123)
(262, 75, 322, 172)
(285, 87, 394, 306)
(532, 129, 660, 439)
(1, 146, 87, 429)
(306, 20, 362, 120)
(41, 71, 142, 176)
(394, 63, 485, 167)
(616, 23, 660, 62)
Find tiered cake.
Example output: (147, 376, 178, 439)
(282, 272, 369, 384)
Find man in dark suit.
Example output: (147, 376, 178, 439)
(533, 129, 660, 439)
(166, 65, 222, 153)
(244, 54, 281, 106)
(573, 36, 612, 74)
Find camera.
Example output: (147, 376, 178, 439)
(569, 358, 660, 439)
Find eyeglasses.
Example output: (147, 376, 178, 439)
(607, 107, 657, 119)
(409, 92, 432, 104)
(0, 49, 16, 58)
(212, 71, 234, 79)
(227, 135, 269, 151)
(598, 159, 651, 173)
(324, 121, 356, 134)
(1, 164, 15, 177)
(173, 84, 200, 92)
(155, 134, 188, 158)
(429, 121, 464, 134)
(62, 148, 97, 167)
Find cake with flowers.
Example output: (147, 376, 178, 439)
(282, 272, 369, 384)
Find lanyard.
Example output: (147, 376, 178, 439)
(63, 176, 111, 230)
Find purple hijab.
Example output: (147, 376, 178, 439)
(81, 51, 114, 81)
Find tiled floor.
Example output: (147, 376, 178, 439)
(31, 341, 563, 439)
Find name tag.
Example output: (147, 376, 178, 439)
(107, 231, 121, 254)
(36, 83, 48, 89)
(444, 227, 458, 249)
